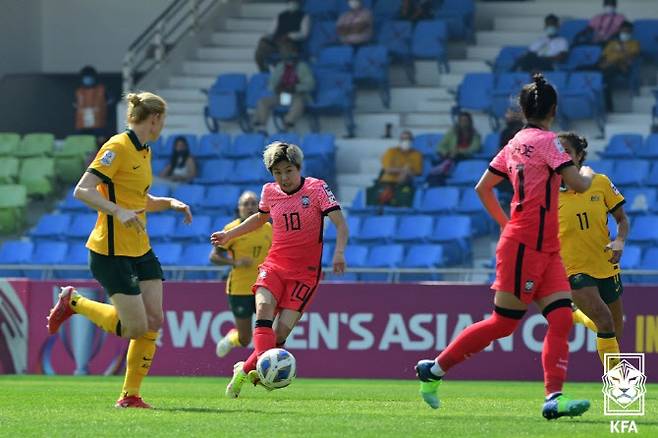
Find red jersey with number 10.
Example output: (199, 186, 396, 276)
(489, 127, 574, 253)
(258, 177, 340, 275)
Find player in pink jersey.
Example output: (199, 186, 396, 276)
(211, 141, 348, 398)
(415, 74, 596, 420)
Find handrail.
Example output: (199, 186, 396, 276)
(122, 0, 221, 91)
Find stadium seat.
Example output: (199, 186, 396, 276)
(307, 71, 355, 136)
(315, 45, 354, 73)
(637, 134, 658, 159)
(413, 133, 443, 157)
(476, 132, 500, 159)
(455, 73, 494, 113)
(147, 216, 177, 242)
(26, 242, 68, 279)
(196, 133, 230, 158)
(457, 188, 490, 235)
(19, 157, 55, 196)
(647, 162, 658, 186)
(0, 157, 19, 184)
(611, 160, 649, 187)
(180, 243, 215, 280)
(268, 132, 301, 146)
(589, 160, 615, 176)
(560, 72, 605, 132)
(447, 160, 489, 185)
(322, 243, 334, 267)
(304, 0, 337, 19)
(59, 189, 87, 212)
(31, 213, 71, 240)
(15, 133, 54, 158)
(196, 159, 234, 184)
(55, 242, 92, 279)
(172, 215, 211, 242)
(306, 20, 338, 57)
(302, 133, 336, 157)
(151, 243, 183, 266)
(246, 73, 273, 110)
(627, 215, 658, 242)
(0, 132, 20, 156)
(212, 215, 237, 232)
(439, 0, 475, 39)
(399, 243, 445, 282)
(491, 73, 529, 119)
(377, 20, 412, 59)
(0, 184, 27, 233)
(633, 19, 658, 62)
(55, 135, 96, 158)
(224, 133, 265, 159)
(602, 134, 643, 158)
(344, 244, 368, 268)
(326, 215, 360, 242)
(204, 73, 249, 133)
(172, 184, 206, 208)
(158, 134, 197, 159)
(229, 158, 271, 184)
(411, 20, 448, 72)
(151, 159, 167, 176)
(417, 187, 459, 214)
(0, 240, 33, 277)
(620, 244, 642, 270)
(559, 45, 602, 71)
(149, 183, 170, 198)
(558, 19, 589, 45)
(373, 0, 401, 21)
(543, 71, 568, 93)
(623, 188, 655, 215)
(353, 45, 390, 107)
(66, 213, 97, 239)
(634, 247, 658, 283)
(361, 243, 404, 281)
(203, 185, 241, 213)
(430, 215, 472, 263)
(394, 215, 434, 242)
(357, 216, 397, 242)
(491, 46, 526, 73)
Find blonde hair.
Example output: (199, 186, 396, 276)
(125, 91, 167, 124)
(263, 142, 304, 172)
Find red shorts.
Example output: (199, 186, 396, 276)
(252, 263, 320, 313)
(492, 237, 570, 304)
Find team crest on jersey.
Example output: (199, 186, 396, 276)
(301, 195, 310, 208)
(100, 150, 116, 166)
(524, 280, 534, 292)
(591, 195, 601, 201)
(323, 184, 337, 203)
(258, 270, 267, 279)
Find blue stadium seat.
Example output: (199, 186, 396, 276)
(357, 216, 397, 242)
(365, 244, 404, 268)
(56, 242, 92, 279)
(491, 73, 529, 119)
(620, 244, 641, 270)
(457, 188, 491, 235)
(413, 133, 443, 157)
(181, 243, 214, 280)
(377, 20, 412, 58)
(326, 215, 360, 242)
(558, 19, 589, 45)
(212, 215, 237, 232)
(315, 45, 354, 73)
(417, 187, 459, 214)
(66, 213, 98, 239)
(305, 0, 338, 19)
(633, 19, 658, 62)
(401, 244, 444, 268)
(224, 133, 265, 159)
(149, 184, 170, 198)
(627, 215, 658, 243)
(344, 244, 368, 267)
(353, 45, 390, 107)
(611, 160, 649, 186)
(0, 240, 33, 277)
(438, 0, 475, 40)
(172, 215, 211, 242)
(196, 159, 234, 185)
(348, 189, 377, 216)
(623, 188, 655, 215)
(27, 242, 68, 279)
(602, 133, 643, 158)
(411, 20, 448, 72)
(302, 133, 335, 157)
(476, 132, 500, 159)
(589, 160, 615, 176)
(151, 159, 167, 176)
(637, 134, 658, 159)
(456, 73, 494, 113)
(373, 0, 401, 21)
(447, 160, 489, 185)
(196, 133, 230, 159)
(307, 20, 338, 56)
(307, 71, 355, 136)
(559, 45, 602, 71)
(172, 184, 206, 208)
(246, 73, 273, 110)
(322, 243, 334, 267)
(394, 215, 434, 242)
(229, 158, 271, 184)
(204, 73, 248, 132)
(160, 134, 198, 160)
(491, 46, 526, 73)
(542, 71, 568, 93)
(268, 132, 301, 146)
(647, 162, 658, 186)
(31, 213, 71, 240)
(203, 185, 241, 213)
(560, 72, 605, 131)
(430, 215, 472, 263)
(151, 243, 183, 266)
(147, 216, 176, 242)
(635, 248, 658, 283)
(60, 190, 87, 212)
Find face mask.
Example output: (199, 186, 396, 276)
(400, 140, 411, 150)
(619, 32, 631, 42)
(544, 26, 558, 37)
(288, 2, 299, 12)
(349, 0, 361, 10)
(82, 76, 95, 86)
(605, 6, 616, 14)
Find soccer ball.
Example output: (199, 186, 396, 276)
(256, 348, 297, 389)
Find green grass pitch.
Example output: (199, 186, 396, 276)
(0, 376, 656, 437)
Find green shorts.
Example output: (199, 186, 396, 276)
(569, 273, 623, 304)
(89, 249, 164, 296)
(228, 294, 256, 319)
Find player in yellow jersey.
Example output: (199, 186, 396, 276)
(212, 191, 272, 357)
(46, 92, 193, 408)
(557, 132, 629, 369)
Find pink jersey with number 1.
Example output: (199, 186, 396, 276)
(258, 177, 340, 275)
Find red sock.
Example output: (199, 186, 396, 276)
(542, 306, 572, 395)
(242, 326, 276, 372)
(437, 310, 521, 371)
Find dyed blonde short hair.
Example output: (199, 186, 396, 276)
(125, 91, 167, 124)
(262, 142, 304, 172)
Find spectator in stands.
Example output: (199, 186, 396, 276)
(74, 65, 112, 143)
(497, 108, 524, 213)
(426, 112, 481, 186)
(399, 0, 434, 21)
(366, 130, 423, 207)
(254, 0, 310, 72)
(576, 0, 627, 45)
(599, 21, 640, 111)
(159, 136, 197, 183)
(252, 45, 315, 131)
(336, 0, 374, 46)
(512, 14, 568, 72)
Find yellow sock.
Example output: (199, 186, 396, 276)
(228, 329, 241, 347)
(121, 330, 158, 397)
(70, 294, 121, 335)
(573, 309, 598, 332)
(597, 334, 620, 369)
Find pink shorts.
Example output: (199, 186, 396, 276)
(252, 263, 320, 312)
(492, 237, 570, 304)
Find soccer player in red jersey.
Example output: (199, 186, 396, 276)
(211, 142, 349, 397)
(415, 74, 596, 420)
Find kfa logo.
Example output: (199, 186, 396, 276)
(603, 353, 646, 433)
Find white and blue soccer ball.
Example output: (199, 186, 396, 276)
(256, 348, 297, 389)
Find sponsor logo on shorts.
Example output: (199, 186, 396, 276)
(100, 150, 116, 166)
(524, 280, 534, 292)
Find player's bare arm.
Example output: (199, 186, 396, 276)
(211, 211, 270, 247)
(146, 194, 192, 224)
(74, 171, 145, 233)
(606, 205, 629, 264)
(475, 170, 509, 230)
(328, 209, 348, 273)
(561, 165, 594, 193)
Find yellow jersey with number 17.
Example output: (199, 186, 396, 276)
(558, 173, 625, 279)
(219, 218, 272, 295)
